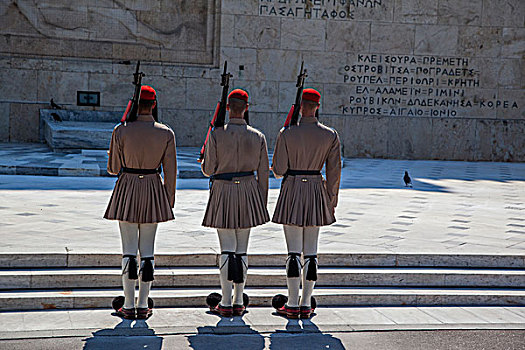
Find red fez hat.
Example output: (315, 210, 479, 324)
(228, 89, 249, 103)
(302, 88, 321, 103)
(140, 85, 156, 101)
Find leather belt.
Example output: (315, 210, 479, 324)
(285, 170, 321, 176)
(211, 171, 254, 181)
(122, 167, 160, 175)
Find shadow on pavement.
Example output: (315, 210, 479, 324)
(187, 314, 265, 350)
(82, 318, 163, 350)
(269, 317, 345, 350)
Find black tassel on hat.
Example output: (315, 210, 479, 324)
(123, 255, 138, 280)
(304, 255, 318, 281)
(286, 253, 301, 278)
(141, 257, 155, 282)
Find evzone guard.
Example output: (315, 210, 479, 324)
(201, 88, 270, 317)
(271, 87, 342, 319)
(104, 83, 177, 320)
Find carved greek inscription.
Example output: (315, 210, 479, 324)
(340, 54, 519, 117)
(259, 0, 382, 20)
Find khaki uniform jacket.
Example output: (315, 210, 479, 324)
(201, 118, 270, 228)
(104, 115, 176, 223)
(272, 116, 341, 226)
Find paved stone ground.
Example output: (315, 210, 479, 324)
(1, 306, 524, 341)
(0, 157, 524, 255)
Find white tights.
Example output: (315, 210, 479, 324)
(217, 228, 250, 307)
(119, 221, 157, 309)
(283, 225, 320, 307)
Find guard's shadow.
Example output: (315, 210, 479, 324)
(269, 317, 345, 350)
(82, 318, 163, 350)
(187, 313, 265, 350)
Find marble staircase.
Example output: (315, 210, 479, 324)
(1, 253, 524, 311)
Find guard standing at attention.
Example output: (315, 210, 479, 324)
(201, 89, 270, 317)
(272, 88, 341, 319)
(104, 85, 177, 320)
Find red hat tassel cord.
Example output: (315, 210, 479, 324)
(199, 101, 221, 160)
(283, 105, 294, 128)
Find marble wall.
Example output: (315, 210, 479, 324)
(0, 0, 523, 161)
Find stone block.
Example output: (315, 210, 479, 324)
(394, 0, 438, 24)
(161, 48, 213, 66)
(234, 15, 280, 49)
(457, 27, 502, 58)
(326, 21, 371, 53)
(497, 89, 524, 120)
(117, 0, 161, 11)
(502, 28, 525, 58)
(0, 69, 37, 101)
(430, 118, 480, 161)
(60, 39, 114, 60)
(87, 7, 137, 41)
(475, 58, 521, 89)
(370, 23, 415, 54)
(9, 103, 43, 143)
(437, 0, 482, 25)
(112, 43, 161, 62)
(113, 61, 162, 76)
(37, 71, 89, 105)
(305, 51, 349, 84)
(386, 117, 434, 159)
(280, 19, 326, 51)
(234, 80, 278, 113)
(136, 12, 208, 51)
(220, 47, 257, 81)
(477, 119, 525, 162)
(277, 82, 298, 113)
(323, 84, 354, 115)
(221, 0, 257, 15)
(0, 103, 10, 142)
(343, 116, 389, 158)
(185, 78, 218, 110)
(161, 108, 210, 147)
(152, 75, 186, 110)
(38, 6, 89, 39)
(452, 88, 498, 119)
(0, 1, 41, 35)
(414, 25, 458, 55)
(353, 1, 394, 22)
(482, 0, 525, 27)
(220, 14, 235, 47)
(256, 49, 302, 82)
(88, 73, 130, 107)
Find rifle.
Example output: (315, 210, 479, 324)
(198, 61, 232, 162)
(121, 61, 144, 124)
(283, 61, 307, 127)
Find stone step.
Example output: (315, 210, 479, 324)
(2, 253, 524, 269)
(1, 287, 523, 311)
(2, 267, 524, 290)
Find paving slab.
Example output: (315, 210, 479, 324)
(0, 307, 524, 340)
(0, 155, 524, 257)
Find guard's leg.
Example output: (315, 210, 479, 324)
(119, 221, 139, 309)
(283, 225, 303, 309)
(217, 228, 237, 309)
(233, 228, 250, 313)
(137, 223, 157, 314)
(300, 226, 320, 317)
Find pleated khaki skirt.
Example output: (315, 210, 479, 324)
(202, 175, 270, 229)
(104, 173, 174, 224)
(272, 175, 335, 227)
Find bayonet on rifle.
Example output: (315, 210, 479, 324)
(284, 61, 307, 127)
(198, 62, 232, 161)
(121, 61, 145, 124)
